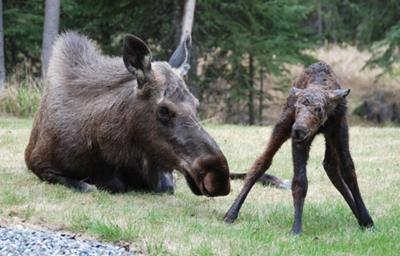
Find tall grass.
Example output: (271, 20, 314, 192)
(311, 44, 400, 95)
(0, 70, 42, 117)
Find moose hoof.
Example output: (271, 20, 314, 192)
(291, 228, 302, 235)
(279, 180, 292, 190)
(80, 183, 98, 193)
(223, 212, 238, 224)
(359, 218, 374, 229)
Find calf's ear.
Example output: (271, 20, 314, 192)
(123, 35, 152, 88)
(331, 88, 351, 100)
(169, 34, 191, 76)
(290, 87, 302, 96)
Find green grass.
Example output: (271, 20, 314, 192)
(1, 117, 400, 255)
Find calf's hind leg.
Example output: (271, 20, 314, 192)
(335, 121, 374, 228)
(229, 173, 291, 189)
(323, 135, 359, 218)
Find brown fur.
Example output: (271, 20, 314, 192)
(25, 32, 231, 196)
(224, 62, 374, 234)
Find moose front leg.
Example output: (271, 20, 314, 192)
(291, 141, 310, 234)
(224, 109, 294, 223)
(335, 120, 374, 228)
(154, 171, 175, 194)
(35, 167, 97, 193)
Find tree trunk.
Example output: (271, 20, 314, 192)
(258, 69, 264, 124)
(316, 0, 323, 38)
(180, 0, 198, 96)
(0, 0, 5, 90)
(173, 1, 182, 47)
(180, 0, 196, 43)
(248, 55, 255, 125)
(41, 0, 60, 78)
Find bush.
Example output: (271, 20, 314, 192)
(0, 71, 42, 118)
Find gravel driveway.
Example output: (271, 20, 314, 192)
(0, 226, 133, 256)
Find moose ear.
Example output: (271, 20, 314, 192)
(123, 35, 152, 88)
(331, 88, 351, 99)
(169, 34, 191, 76)
(290, 87, 302, 96)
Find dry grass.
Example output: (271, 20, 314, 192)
(261, 45, 400, 123)
(1, 117, 400, 255)
(0, 70, 42, 117)
(311, 45, 400, 99)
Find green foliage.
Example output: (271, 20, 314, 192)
(60, 0, 178, 59)
(356, 1, 400, 72)
(3, 0, 400, 122)
(4, 1, 43, 74)
(308, 0, 400, 72)
(195, 0, 315, 107)
(4, 0, 400, 74)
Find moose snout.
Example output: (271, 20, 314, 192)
(195, 154, 231, 197)
(292, 125, 309, 142)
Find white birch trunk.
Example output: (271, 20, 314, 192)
(41, 0, 60, 78)
(0, 0, 5, 90)
(180, 0, 196, 43)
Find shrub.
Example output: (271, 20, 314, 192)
(0, 71, 42, 118)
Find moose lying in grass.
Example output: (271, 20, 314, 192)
(25, 32, 287, 196)
(224, 62, 374, 234)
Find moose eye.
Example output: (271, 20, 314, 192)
(315, 107, 323, 116)
(302, 99, 310, 106)
(158, 106, 171, 123)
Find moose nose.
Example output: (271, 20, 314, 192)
(292, 126, 309, 142)
(197, 154, 231, 197)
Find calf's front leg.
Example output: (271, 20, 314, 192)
(291, 140, 310, 234)
(224, 109, 294, 223)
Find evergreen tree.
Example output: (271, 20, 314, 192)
(195, 0, 315, 123)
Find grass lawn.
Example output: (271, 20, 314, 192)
(1, 117, 399, 255)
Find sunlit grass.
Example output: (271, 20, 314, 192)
(0, 68, 43, 118)
(0, 117, 399, 255)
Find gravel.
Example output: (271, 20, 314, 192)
(0, 226, 133, 256)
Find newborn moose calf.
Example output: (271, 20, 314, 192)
(224, 62, 374, 234)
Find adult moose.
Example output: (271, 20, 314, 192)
(224, 62, 374, 234)
(26, 32, 288, 195)
(25, 31, 232, 196)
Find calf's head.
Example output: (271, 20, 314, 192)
(290, 84, 350, 142)
(122, 35, 230, 197)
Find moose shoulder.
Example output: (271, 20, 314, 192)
(25, 31, 231, 196)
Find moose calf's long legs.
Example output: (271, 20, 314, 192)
(291, 141, 310, 234)
(323, 134, 359, 218)
(224, 110, 294, 223)
(335, 121, 374, 227)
